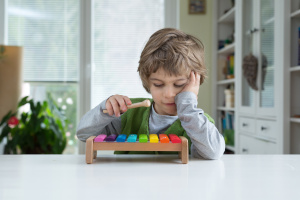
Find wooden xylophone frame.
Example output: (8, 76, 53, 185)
(86, 136, 189, 164)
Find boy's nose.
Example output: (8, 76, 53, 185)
(163, 87, 176, 98)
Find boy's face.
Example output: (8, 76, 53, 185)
(149, 68, 189, 116)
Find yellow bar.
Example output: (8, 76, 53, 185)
(149, 134, 159, 143)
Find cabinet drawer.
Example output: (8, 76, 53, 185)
(239, 117, 255, 133)
(239, 134, 277, 154)
(256, 119, 277, 140)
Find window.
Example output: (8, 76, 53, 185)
(3, 0, 178, 154)
(7, 0, 80, 154)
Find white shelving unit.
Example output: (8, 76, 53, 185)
(217, 43, 235, 55)
(213, 0, 295, 154)
(290, 118, 300, 123)
(289, 0, 300, 154)
(217, 79, 235, 85)
(218, 7, 235, 23)
(290, 66, 300, 72)
(212, 0, 236, 152)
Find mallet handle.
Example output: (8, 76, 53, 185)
(103, 99, 151, 113)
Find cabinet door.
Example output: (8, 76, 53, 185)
(239, 0, 256, 114)
(257, 0, 276, 116)
(239, 0, 276, 116)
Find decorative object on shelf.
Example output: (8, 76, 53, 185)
(242, 53, 258, 90)
(0, 95, 68, 154)
(222, 54, 235, 79)
(224, 89, 234, 108)
(189, 0, 205, 14)
(0, 45, 23, 121)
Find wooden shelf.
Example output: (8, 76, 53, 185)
(217, 107, 235, 112)
(290, 118, 300, 123)
(217, 79, 235, 85)
(290, 66, 300, 72)
(291, 9, 300, 18)
(218, 7, 235, 23)
(218, 43, 235, 55)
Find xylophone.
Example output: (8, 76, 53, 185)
(86, 133, 188, 164)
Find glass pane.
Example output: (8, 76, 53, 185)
(242, 0, 255, 107)
(7, 0, 80, 82)
(23, 82, 78, 154)
(260, 0, 274, 108)
(92, 0, 163, 108)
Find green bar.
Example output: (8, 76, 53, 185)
(139, 134, 148, 143)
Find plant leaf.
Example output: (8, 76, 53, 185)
(0, 111, 14, 126)
(17, 96, 29, 108)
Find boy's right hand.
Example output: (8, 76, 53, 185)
(105, 95, 132, 117)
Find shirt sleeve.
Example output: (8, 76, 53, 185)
(76, 99, 122, 142)
(175, 91, 225, 160)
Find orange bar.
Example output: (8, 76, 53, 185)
(159, 134, 170, 143)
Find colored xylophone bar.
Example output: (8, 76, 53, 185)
(86, 134, 188, 164)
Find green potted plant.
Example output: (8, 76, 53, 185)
(0, 94, 67, 154)
(0, 45, 5, 60)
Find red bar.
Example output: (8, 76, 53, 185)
(168, 134, 181, 143)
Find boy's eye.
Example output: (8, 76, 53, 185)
(154, 84, 163, 87)
(174, 84, 185, 88)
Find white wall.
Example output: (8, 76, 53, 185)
(180, 0, 213, 115)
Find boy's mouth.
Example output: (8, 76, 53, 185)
(165, 103, 176, 106)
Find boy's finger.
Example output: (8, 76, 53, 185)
(110, 98, 121, 117)
(105, 100, 114, 116)
(190, 71, 195, 83)
(195, 72, 200, 84)
(116, 96, 127, 112)
(123, 96, 132, 106)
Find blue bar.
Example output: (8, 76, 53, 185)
(116, 134, 127, 142)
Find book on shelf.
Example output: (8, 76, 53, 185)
(298, 27, 300, 65)
(221, 111, 234, 131)
(219, 111, 235, 146)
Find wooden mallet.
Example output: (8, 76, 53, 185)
(103, 99, 151, 113)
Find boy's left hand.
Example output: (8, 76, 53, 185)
(181, 71, 200, 98)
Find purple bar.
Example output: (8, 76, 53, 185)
(105, 134, 117, 142)
(94, 134, 107, 142)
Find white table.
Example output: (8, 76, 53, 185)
(0, 154, 300, 200)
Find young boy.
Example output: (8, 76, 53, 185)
(77, 28, 225, 159)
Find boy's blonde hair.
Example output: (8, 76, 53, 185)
(138, 28, 207, 93)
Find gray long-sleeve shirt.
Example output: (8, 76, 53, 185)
(76, 91, 225, 159)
